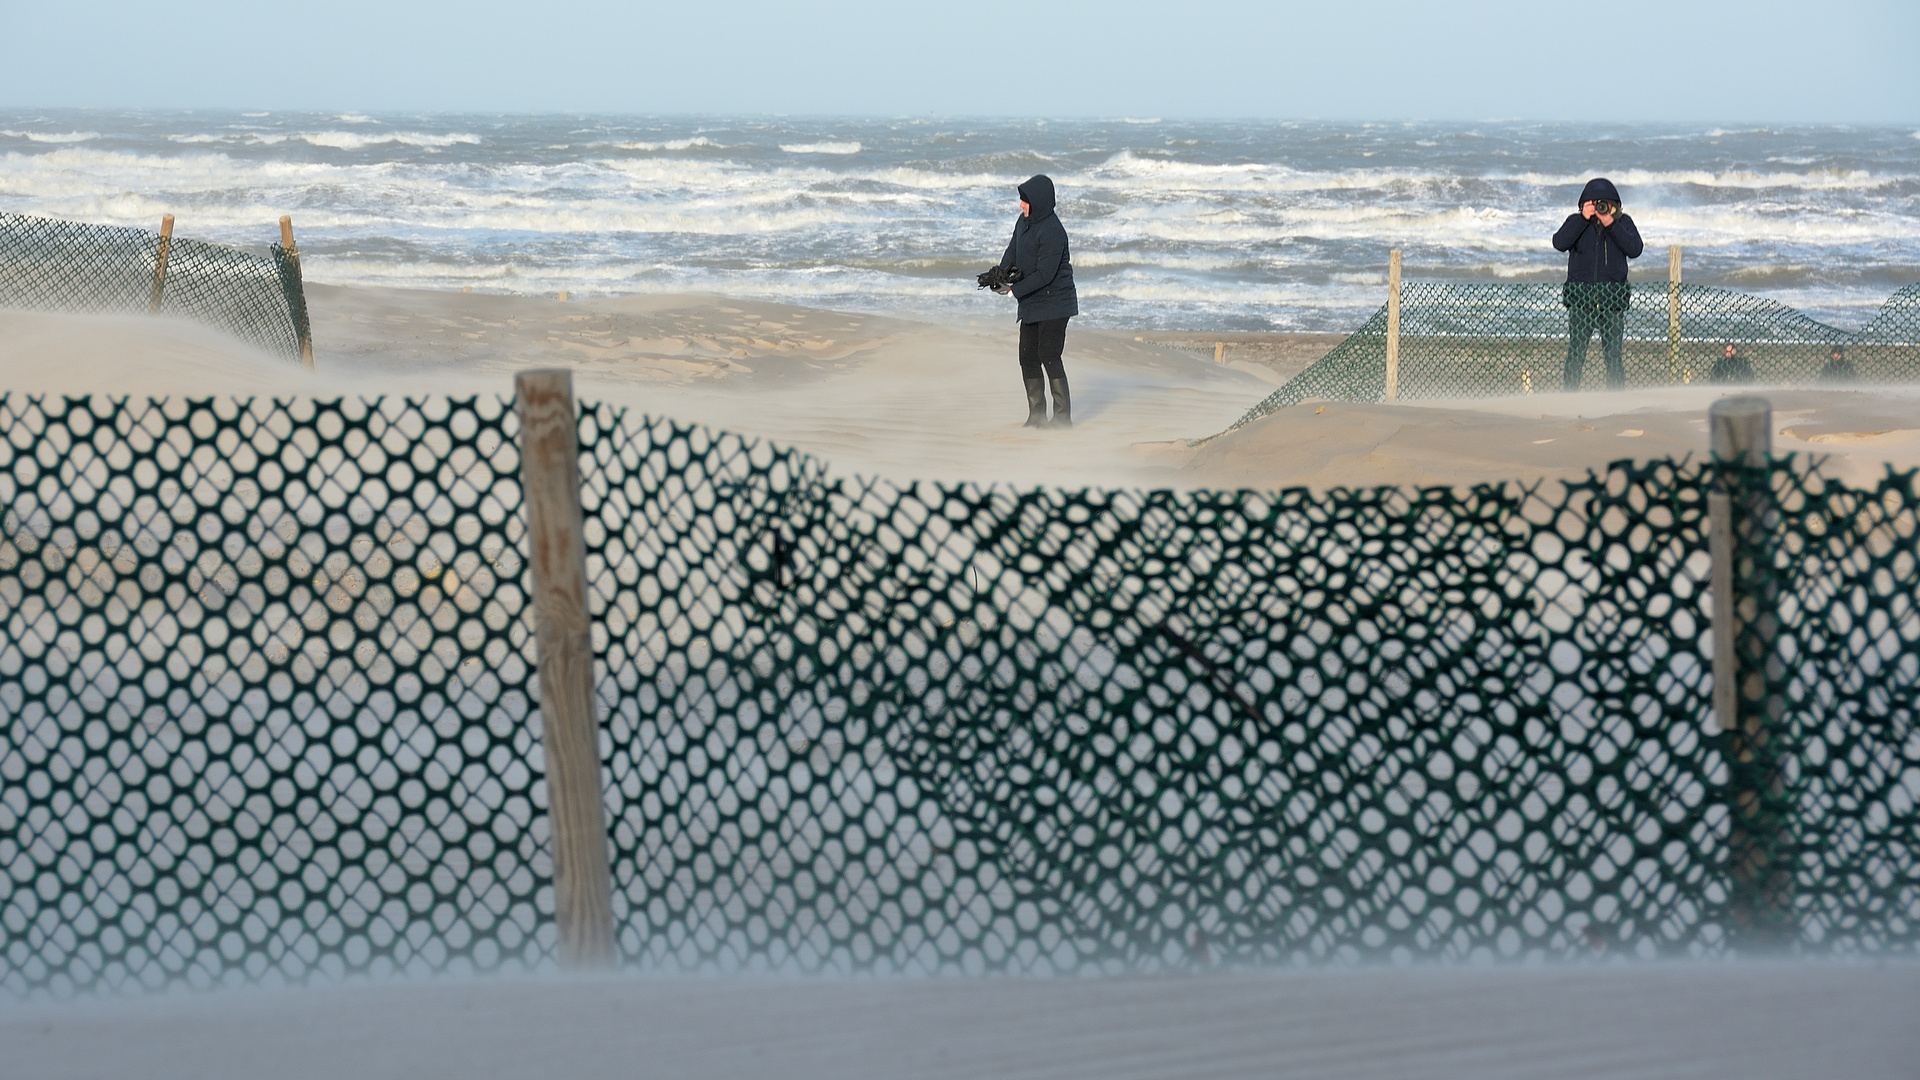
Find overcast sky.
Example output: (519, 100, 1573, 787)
(5, 0, 1916, 122)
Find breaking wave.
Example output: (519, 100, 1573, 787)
(780, 141, 862, 154)
(0, 130, 99, 144)
(2, 111, 1913, 331)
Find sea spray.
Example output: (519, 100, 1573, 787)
(2, 110, 1914, 331)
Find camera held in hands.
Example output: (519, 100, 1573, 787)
(976, 264, 1023, 290)
(1591, 200, 1620, 217)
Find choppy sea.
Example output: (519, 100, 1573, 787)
(3, 110, 1916, 332)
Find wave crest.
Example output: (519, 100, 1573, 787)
(0, 130, 100, 144)
(780, 141, 862, 155)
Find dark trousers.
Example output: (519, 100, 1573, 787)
(1019, 317, 1069, 383)
(1565, 294, 1626, 390)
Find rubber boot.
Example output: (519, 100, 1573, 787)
(1022, 377, 1047, 428)
(1047, 374, 1072, 428)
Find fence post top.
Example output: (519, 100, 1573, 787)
(1709, 395, 1772, 463)
(514, 368, 575, 398)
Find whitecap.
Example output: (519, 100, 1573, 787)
(780, 141, 861, 154)
(603, 137, 722, 151)
(336, 113, 378, 125)
(300, 131, 481, 150)
(1496, 168, 1898, 192)
(168, 133, 291, 145)
(0, 131, 100, 144)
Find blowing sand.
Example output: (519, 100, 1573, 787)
(4, 961, 1915, 1080)
(5, 287, 1920, 1072)
(3, 284, 1916, 491)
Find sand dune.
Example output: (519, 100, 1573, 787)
(2, 284, 1916, 494)
(1188, 386, 1920, 491)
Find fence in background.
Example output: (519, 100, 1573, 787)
(0, 212, 312, 365)
(2, 392, 1916, 996)
(1233, 278, 1920, 429)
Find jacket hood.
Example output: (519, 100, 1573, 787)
(1579, 177, 1622, 206)
(1018, 174, 1057, 221)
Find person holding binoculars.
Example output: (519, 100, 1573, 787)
(1553, 177, 1643, 390)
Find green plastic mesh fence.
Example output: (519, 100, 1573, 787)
(2, 394, 1916, 996)
(0, 213, 305, 362)
(1234, 282, 1920, 429)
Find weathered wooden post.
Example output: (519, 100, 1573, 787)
(1708, 395, 1790, 945)
(1668, 245, 1683, 383)
(517, 369, 618, 968)
(148, 214, 175, 314)
(278, 215, 317, 371)
(1384, 249, 1402, 401)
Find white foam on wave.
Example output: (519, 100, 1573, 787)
(1074, 250, 1271, 273)
(603, 137, 723, 151)
(1079, 202, 1541, 250)
(167, 132, 289, 145)
(0, 130, 100, 144)
(1569, 167, 1896, 191)
(1, 146, 380, 190)
(1630, 206, 1920, 245)
(780, 142, 861, 155)
(1089, 153, 1914, 196)
(300, 131, 481, 150)
(159, 130, 483, 150)
(336, 113, 378, 125)
(5, 115, 1911, 333)
(1083, 153, 1500, 196)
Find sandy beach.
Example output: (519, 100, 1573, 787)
(5, 961, 1915, 1080)
(7, 288, 1920, 1079)
(3, 284, 1916, 493)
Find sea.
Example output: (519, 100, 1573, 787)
(2, 110, 1916, 333)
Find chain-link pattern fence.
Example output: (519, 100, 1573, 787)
(4, 394, 1917, 996)
(1234, 282, 1920, 428)
(0, 213, 305, 361)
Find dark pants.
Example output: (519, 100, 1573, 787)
(1019, 317, 1069, 382)
(1564, 288, 1626, 390)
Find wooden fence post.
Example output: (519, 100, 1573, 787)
(1384, 249, 1402, 401)
(278, 215, 317, 371)
(1668, 245, 1683, 383)
(148, 214, 174, 314)
(1708, 394, 1790, 943)
(517, 369, 618, 968)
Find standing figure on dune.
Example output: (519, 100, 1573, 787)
(992, 174, 1079, 427)
(1553, 177, 1643, 390)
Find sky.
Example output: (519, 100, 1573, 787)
(2, 0, 1916, 122)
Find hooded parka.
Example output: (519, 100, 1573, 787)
(1552, 177, 1644, 285)
(1000, 175, 1079, 324)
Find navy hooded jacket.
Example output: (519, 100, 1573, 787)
(1000, 174, 1079, 323)
(1553, 177, 1644, 284)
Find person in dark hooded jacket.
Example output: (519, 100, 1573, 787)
(1553, 177, 1644, 390)
(993, 174, 1080, 427)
